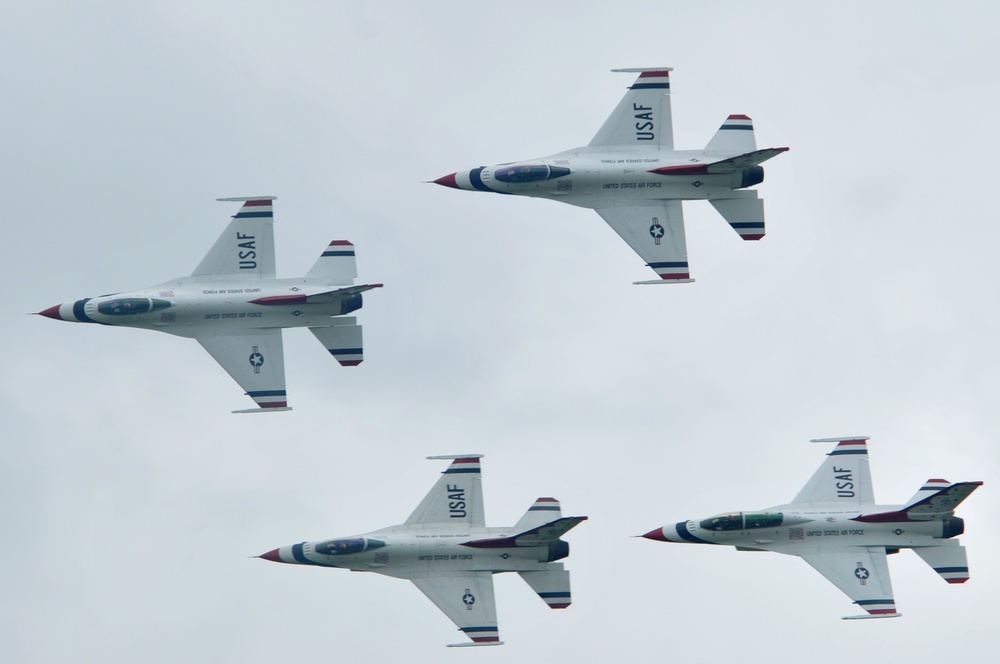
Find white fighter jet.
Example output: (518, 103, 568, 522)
(258, 455, 587, 646)
(434, 68, 788, 283)
(642, 437, 982, 619)
(37, 197, 382, 412)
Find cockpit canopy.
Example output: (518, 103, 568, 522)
(494, 164, 571, 183)
(97, 297, 171, 316)
(699, 512, 784, 532)
(314, 538, 386, 556)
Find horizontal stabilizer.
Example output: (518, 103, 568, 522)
(249, 283, 383, 306)
(461, 516, 587, 549)
(306, 240, 358, 284)
(912, 542, 970, 584)
(855, 481, 983, 522)
(648, 147, 788, 176)
(518, 565, 572, 609)
(842, 612, 902, 621)
(709, 196, 766, 241)
(310, 318, 364, 366)
(904, 481, 982, 517)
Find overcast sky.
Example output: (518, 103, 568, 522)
(3, 1, 998, 662)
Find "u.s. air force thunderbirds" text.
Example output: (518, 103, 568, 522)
(258, 455, 587, 646)
(38, 197, 381, 412)
(434, 68, 788, 283)
(642, 437, 981, 618)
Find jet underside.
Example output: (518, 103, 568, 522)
(49, 278, 364, 338)
(457, 151, 758, 209)
(268, 527, 565, 576)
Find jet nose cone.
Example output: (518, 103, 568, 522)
(432, 172, 460, 189)
(640, 527, 669, 542)
(258, 548, 284, 563)
(37, 305, 64, 320)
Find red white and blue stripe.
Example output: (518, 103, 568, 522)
(528, 497, 561, 512)
(648, 261, 690, 280)
(630, 70, 670, 90)
(248, 389, 288, 409)
(729, 221, 765, 241)
(918, 479, 951, 492)
(828, 439, 869, 457)
(538, 591, 571, 609)
(444, 458, 482, 475)
(934, 566, 970, 584)
(718, 114, 753, 132)
(321, 240, 355, 257)
(330, 347, 363, 366)
(235, 199, 274, 218)
(855, 598, 897, 616)
(461, 626, 500, 643)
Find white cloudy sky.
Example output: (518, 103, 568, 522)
(2, 1, 998, 662)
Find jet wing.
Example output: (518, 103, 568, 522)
(590, 68, 673, 149)
(404, 456, 485, 527)
(192, 197, 277, 278)
(595, 200, 691, 283)
(791, 437, 874, 507)
(195, 329, 290, 412)
(409, 572, 502, 646)
(799, 546, 899, 619)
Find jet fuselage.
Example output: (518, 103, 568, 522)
(647, 504, 965, 553)
(262, 524, 568, 578)
(437, 148, 763, 210)
(38, 277, 364, 338)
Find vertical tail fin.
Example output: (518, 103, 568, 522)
(904, 479, 952, 507)
(513, 498, 563, 532)
(306, 240, 358, 285)
(705, 115, 757, 153)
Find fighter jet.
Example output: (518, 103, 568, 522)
(434, 68, 788, 283)
(258, 455, 587, 646)
(642, 437, 981, 619)
(37, 197, 382, 412)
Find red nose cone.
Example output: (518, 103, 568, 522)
(258, 548, 283, 563)
(433, 173, 459, 189)
(37, 305, 63, 320)
(641, 527, 668, 542)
